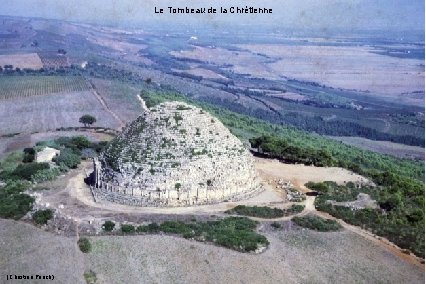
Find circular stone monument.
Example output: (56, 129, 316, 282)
(92, 101, 261, 207)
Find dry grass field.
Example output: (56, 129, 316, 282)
(91, 79, 143, 123)
(0, 53, 43, 69)
(0, 219, 85, 284)
(171, 44, 424, 105)
(87, 36, 146, 54)
(84, 229, 424, 284)
(238, 44, 425, 99)
(330, 136, 425, 160)
(170, 46, 280, 79)
(1, 219, 423, 284)
(0, 91, 120, 135)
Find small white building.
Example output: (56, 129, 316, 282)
(36, 147, 60, 163)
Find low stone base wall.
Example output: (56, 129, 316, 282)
(90, 184, 264, 208)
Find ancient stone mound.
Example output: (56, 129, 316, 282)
(92, 101, 261, 207)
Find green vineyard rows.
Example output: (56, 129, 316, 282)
(0, 76, 90, 99)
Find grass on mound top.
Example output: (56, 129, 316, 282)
(292, 215, 342, 232)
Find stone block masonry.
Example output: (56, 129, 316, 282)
(92, 101, 262, 207)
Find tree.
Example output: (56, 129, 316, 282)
(102, 220, 115, 232)
(78, 237, 91, 253)
(79, 115, 96, 127)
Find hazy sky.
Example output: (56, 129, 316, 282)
(0, 0, 424, 31)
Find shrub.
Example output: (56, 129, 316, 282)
(102, 220, 115, 232)
(54, 148, 81, 169)
(83, 270, 97, 284)
(292, 215, 342, 232)
(32, 209, 53, 225)
(71, 136, 91, 149)
(147, 223, 160, 233)
(92, 141, 108, 153)
(284, 204, 305, 216)
(160, 221, 192, 235)
(0, 181, 34, 220)
(2, 162, 50, 181)
(136, 225, 149, 233)
(54, 137, 73, 148)
(78, 237, 91, 253)
(121, 224, 135, 233)
(111, 217, 268, 253)
(225, 205, 284, 218)
(305, 181, 329, 192)
(22, 148, 36, 163)
(31, 168, 60, 183)
(0, 151, 24, 173)
(271, 222, 282, 229)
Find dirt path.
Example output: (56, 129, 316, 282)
(86, 79, 125, 130)
(137, 94, 149, 112)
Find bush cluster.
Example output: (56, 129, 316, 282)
(225, 205, 284, 218)
(225, 204, 305, 219)
(0, 181, 34, 220)
(0, 162, 50, 181)
(121, 224, 136, 233)
(292, 215, 342, 232)
(22, 148, 36, 163)
(32, 209, 53, 225)
(54, 148, 81, 169)
(125, 217, 269, 252)
(78, 237, 91, 253)
(31, 168, 60, 183)
(102, 220, 115, 232)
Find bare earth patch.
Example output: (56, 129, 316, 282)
(255, 157, 373, 191)
(0, 53, 43, 69)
